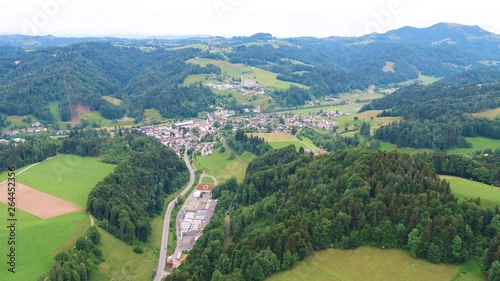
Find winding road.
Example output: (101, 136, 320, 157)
(153, 150, 196, 281)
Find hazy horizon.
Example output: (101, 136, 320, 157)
(1, 0, 499, 38)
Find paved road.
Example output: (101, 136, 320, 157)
(153, 151, 196, 281)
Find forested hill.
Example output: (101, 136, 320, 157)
(361, 69, 500, 120)
(0, 42, 217, 123)
(360, 69, 500, 150)
(166, 147, 500, 281)
(1, 23, 499, 126)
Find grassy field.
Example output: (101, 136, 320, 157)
(187, 58, 307, 90)
(145, 108, 163, 121)
(383, 61, 395, 72)
(448, 137, 500, 156)
(0, 155, 115, 280)
(472, 107, 500, 120)
(379, 141, 434, 155)
(195, 147, 252, 183)
(17, 155, 116, 207)
(5, 114, 39, 130)
(0, 206, 89, 281)
(451, 258, 483, 281)
(201, 176, 215, 184)
(102, 96, 122, 105)
(252, 133, 320, 152)
(267, 247, 467, 281)
(284, 104, 363, 115)
(418, 73, 441, 85)
(440, 175, 500, 209)
(91, 229, 157, 281)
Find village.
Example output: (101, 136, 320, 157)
(140, 107, 348, 156)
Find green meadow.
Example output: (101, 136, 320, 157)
(441, 175, 500, 209)
(0, 205, 89, 281)
(448, 137, 500, 156)
(16, 155, 116, 207)
(194, 147, 255, 183)
(267, 247, 476, 281)
(0, 155, 115, 280)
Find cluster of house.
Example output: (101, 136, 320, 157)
(3, 122, 47, 136)
(207, 78, 265, 96)
(140, 108, 347, 155)
(140, 119, 220, 155)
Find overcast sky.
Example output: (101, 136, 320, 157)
(1, 0, 499, 38)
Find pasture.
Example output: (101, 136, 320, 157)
(472, 107, 500, 120)
(194, 147, 254, 183)
(267, 247, 467, 281)
(187, 58, 307, 90)
(252, 133, 320, 152)
(102, 95, 122, 105)
(0, 155, 115, 280)
(383, 61, 395, 72)
(90, 230, 157, 281)
(448, 137, 500, 156)
(440, 175, 500, 209)
(379, 141, 434, 155)
(16, 155, 116, 207)
(145, 108, 163, 121)
(0, 204, 89, 281)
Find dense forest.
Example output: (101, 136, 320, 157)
(0, 43, 217, 126)
(167, 147, 500, 281)
(0, 135, 58, 172)
(362, 69, 500, 149)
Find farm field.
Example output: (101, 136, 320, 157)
(186, 58, 307, 90)
(0, 155, 115, 280)
(267, 247, 474, 281)
(145, 108, 163, 121)
(5, 114, 39, 130)
(90, 229, 157, 281)
(283, 104, 363, 115)
(448, 137, 500, 156)
(472, 107, 500, 120)
(16, 155, 116, 207)
(0, 204, 89, 281)
(440, 175, 500, 209)
(379, 141, 434, 155)
(194, 147, 253, 183)
(252, 133, 320, 152)
(102, 95, 122, 105)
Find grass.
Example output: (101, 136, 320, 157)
(418, 73, 441, 85)
(195, 147, 248, 183)
(91, 229, 157, 281)
(451, 258, 484, 281)
(379, 141, 434, 155)
(102, 96, 122, 106)
(183, 74, 219, 86)
(472, 107, 500, 120)
(0, 205, 88, 281)
(201, 176, 215, 184)
(145, 108, 163, 121)
(448, 137, 500, 156)
(267, 247, 464, 281)
(5, 114, 39, 130)
(169, 44, 208, 51)
(49, 101, 61, 122)
(252, 133, 320, 152)
(440, 175, 500, 209)
(187, 58, 307, 90)
(283, 104, 363, 115)
(16, 155, 116, 207)
(383, 61, 395, 72)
